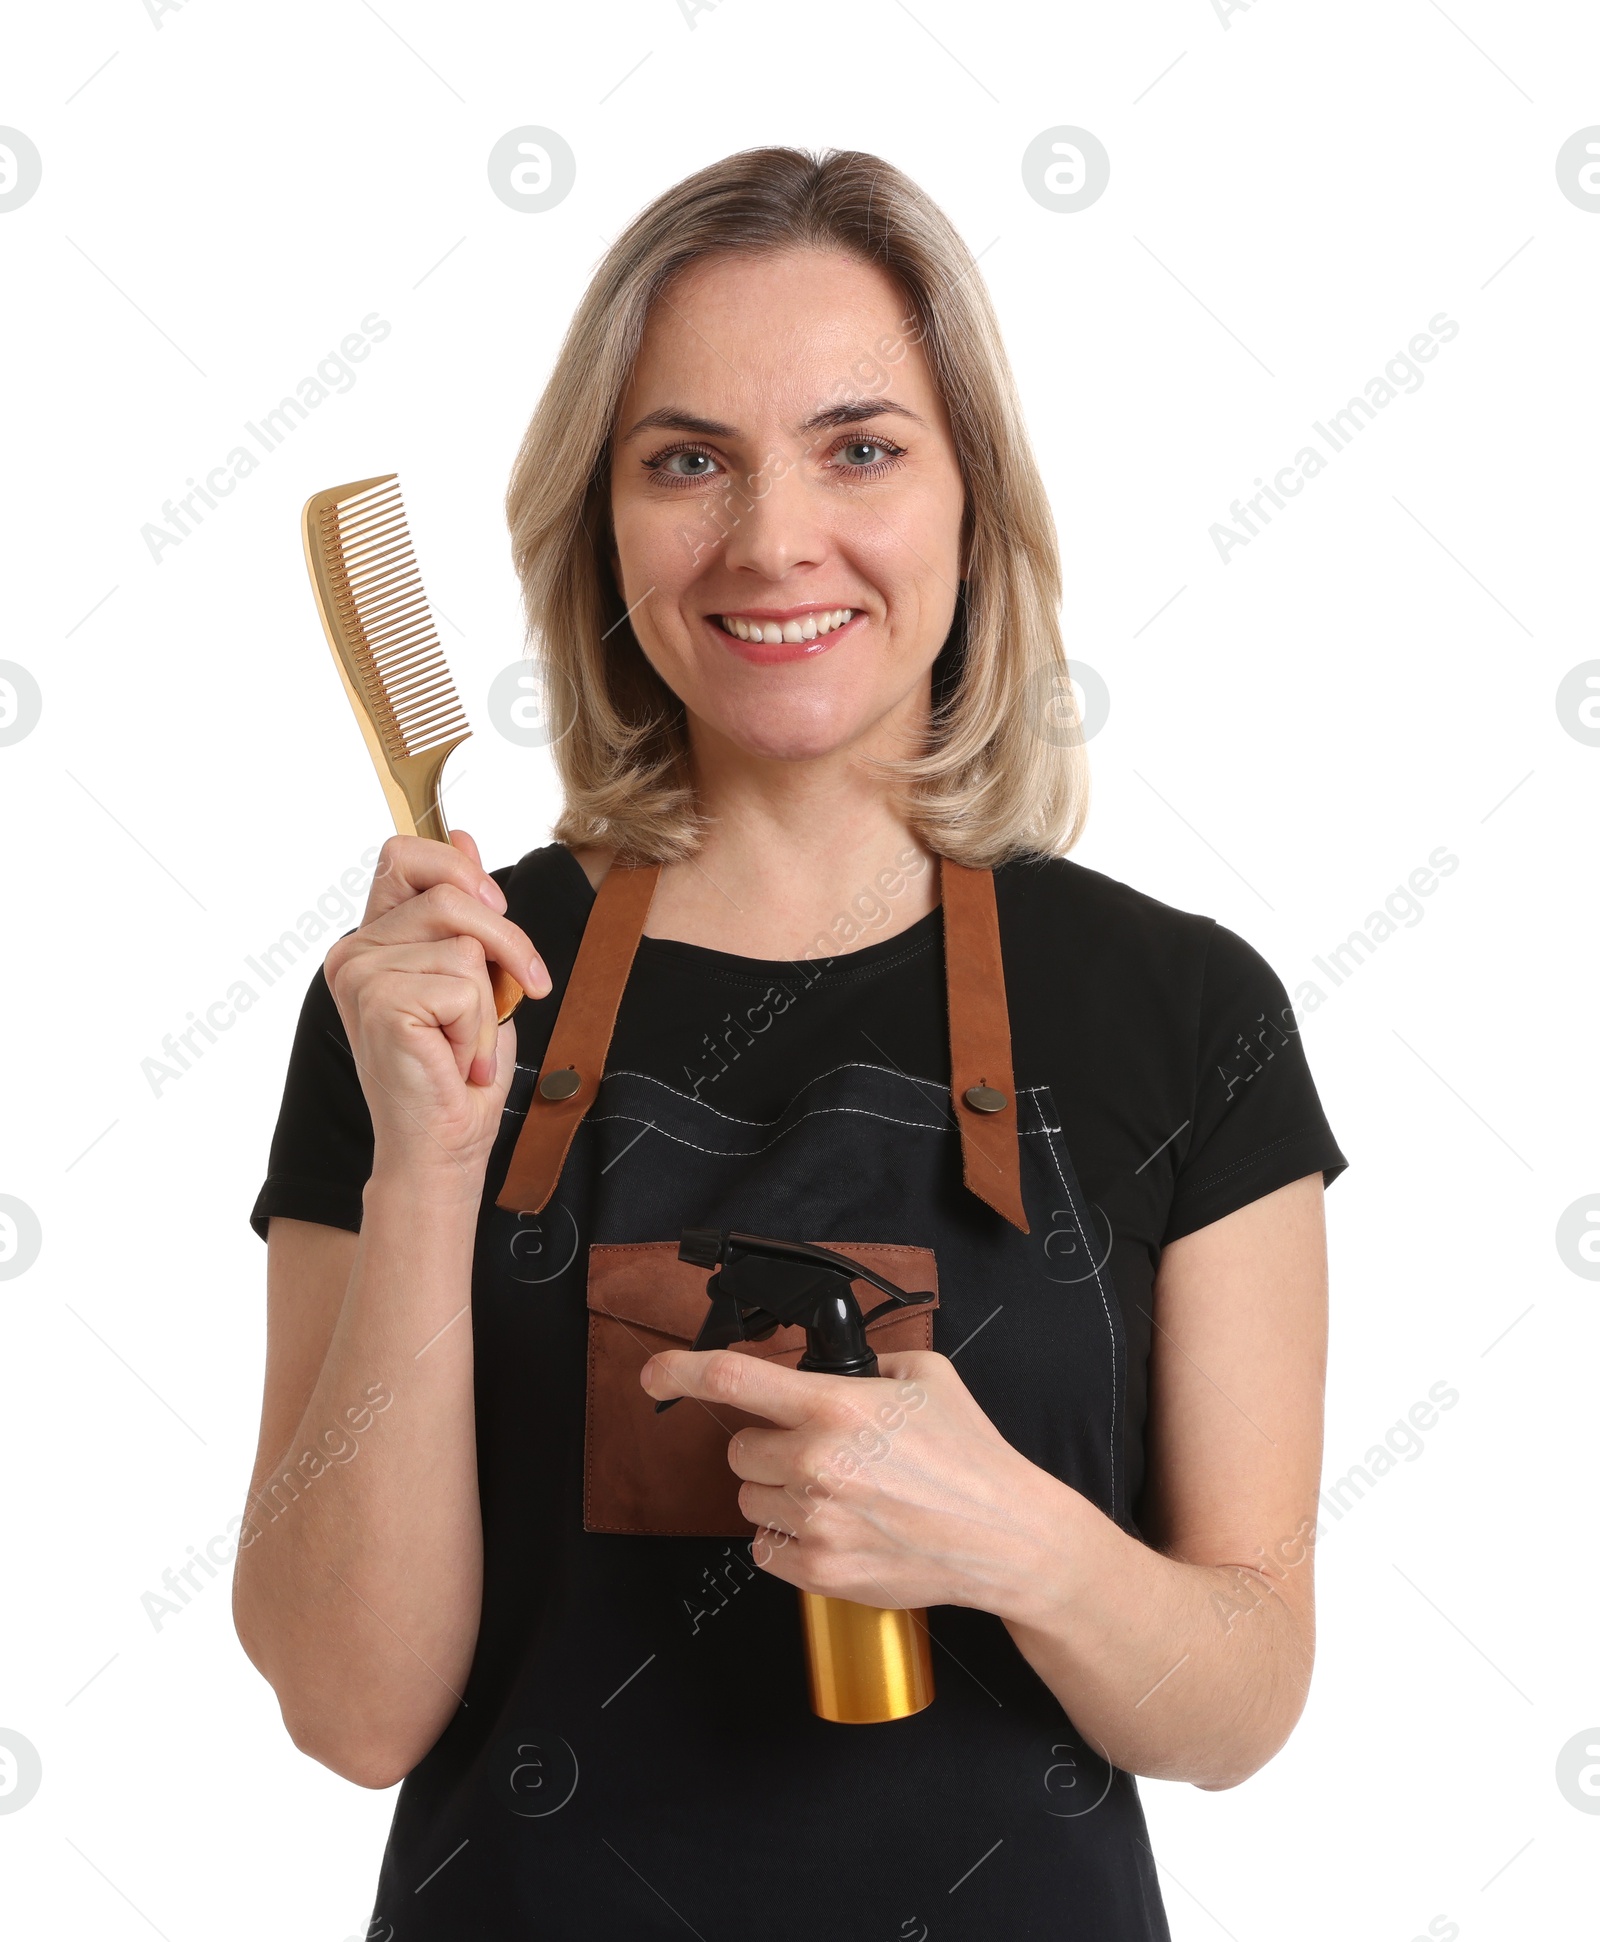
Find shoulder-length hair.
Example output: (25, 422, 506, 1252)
(504, 144, 1087, 867)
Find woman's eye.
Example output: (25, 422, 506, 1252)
(660, 449, 719, 478)
(643, 434, 904, 487)
(831, 436, 906, 474)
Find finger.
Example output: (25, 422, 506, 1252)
(473, 1013, 517, 1091)
(449, 828, 516, 947)
(334, 935, 495, 981)
(366, 832, 474, 918)
(749, 1523, 803, 1577)
(345, 934, 505, 1082)
(726, 1424, 807, 1485)
(328, 927, 506, 1093)
(363, 833, 541, 982)
(356, 959, 495, 1082)
(738, 1482, 809, 1537)
(640, 1349, 850, 1428)
(452, 829, 508, 920)
(359, 868, 549, 1000)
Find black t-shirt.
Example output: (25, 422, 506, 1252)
(251, 842, 1347, 1533)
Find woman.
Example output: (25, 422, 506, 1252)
(236, 146, 1346, 1939)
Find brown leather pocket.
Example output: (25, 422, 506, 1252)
(584, 1241, 940, 1536)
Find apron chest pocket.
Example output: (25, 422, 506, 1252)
(583, 1240, 941, 1537)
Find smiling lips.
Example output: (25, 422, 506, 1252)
(710, 605, 862, 664)
(716, 606, 856, 644)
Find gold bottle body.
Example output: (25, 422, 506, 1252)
(799, 1591, 935, 1723)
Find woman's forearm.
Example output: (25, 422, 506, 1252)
(232, 1167, 485, 1788)
(991, 1468, 1315, 1790)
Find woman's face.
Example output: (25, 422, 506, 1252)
(608, 247, 967, 766)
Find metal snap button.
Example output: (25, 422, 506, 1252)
(538, 1067, 581, 1102)
(962, 1083, 1008, 1114)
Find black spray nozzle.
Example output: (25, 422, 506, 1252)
(677, 1228, 724, 1270)
(655, 1230, 933, 1413)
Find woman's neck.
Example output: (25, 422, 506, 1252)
(574, 749, 939, 960)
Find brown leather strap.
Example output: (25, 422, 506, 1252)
(495, 850, 1028, 1234)
(941, 857, 1029, 1234)
(494, 860, 661, 1215)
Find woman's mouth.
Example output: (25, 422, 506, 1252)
(716, 607, 855, 644)
(707, 607, 863, 664)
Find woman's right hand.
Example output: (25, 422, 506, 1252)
(323, 830, 551, 1184)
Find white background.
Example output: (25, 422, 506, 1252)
(3, 2, 1597, 1937)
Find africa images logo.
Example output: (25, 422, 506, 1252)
(1209, 314, 1460, 564)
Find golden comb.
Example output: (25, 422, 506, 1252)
(301, 472, 523, 1024)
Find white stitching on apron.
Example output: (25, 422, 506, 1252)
(581, 1104, 964, 1155)
(504, 1066, 1066, 1137)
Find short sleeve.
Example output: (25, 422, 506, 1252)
(247, 936, 374, 1242)
(1162, 922, 1348, 1246)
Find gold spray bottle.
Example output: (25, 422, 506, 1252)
(660, 1230, 936, 1724)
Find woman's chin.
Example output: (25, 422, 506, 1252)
(699, 706, 881, 766)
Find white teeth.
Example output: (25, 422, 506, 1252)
(719, 608, 855, 642)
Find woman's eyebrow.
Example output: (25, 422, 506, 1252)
(619, 398, 927, 443)
(802, 399, 927, 434)
(621, 406, 734, 442)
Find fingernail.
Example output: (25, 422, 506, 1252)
(477, 882, 500, 908)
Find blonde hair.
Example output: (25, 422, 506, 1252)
(504, 145, 1087, 867)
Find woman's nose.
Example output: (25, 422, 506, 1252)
(718, 457, 831, 582)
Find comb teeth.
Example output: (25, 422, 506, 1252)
(316, 478, 467, 762)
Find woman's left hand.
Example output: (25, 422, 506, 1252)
(638, 1347, 1065, 1618)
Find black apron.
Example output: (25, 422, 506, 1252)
(370, 853, 1172, 1940)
